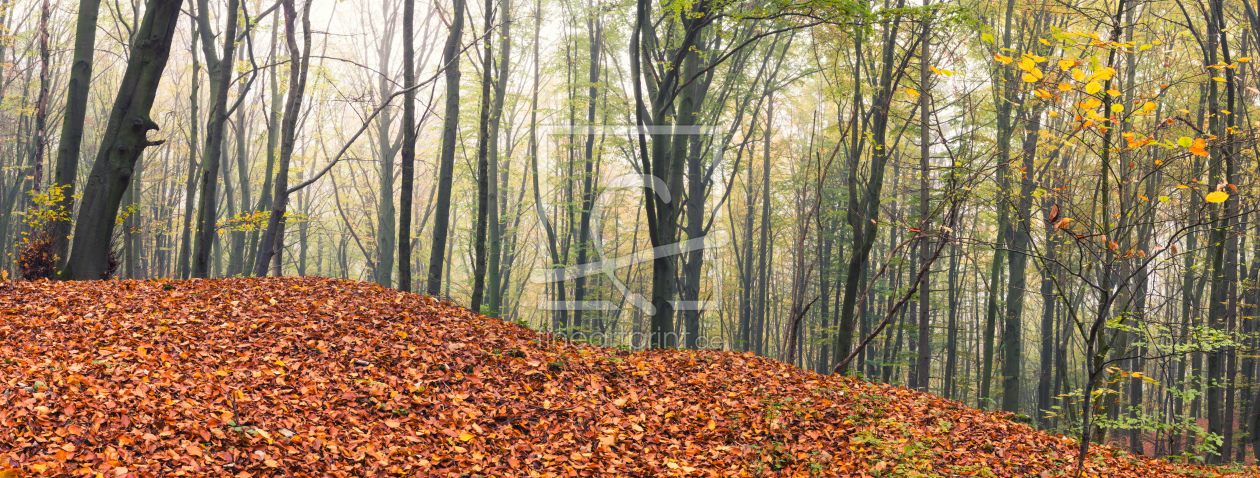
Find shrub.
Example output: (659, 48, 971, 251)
(17, 225, 57, 280)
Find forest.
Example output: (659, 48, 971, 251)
(1, 0, 1260, 471)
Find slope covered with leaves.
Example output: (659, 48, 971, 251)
(0, 276, 1252, 477)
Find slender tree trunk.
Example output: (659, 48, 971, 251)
(398, 0, 417, 292)
(252, 0, 313, 277)
(191, 0, 242, 278)
(573, 9, 602, 329)
(50, 0, 103, 270)
(228, 56, 251, 277)
(1037, 193, 1061, 427)
(834, 2, 908, 373)
(754, 96, 773, 356)
(945, 236, 960, 399)
(249, 17, 282, 271)
(469, 0, 495, 311)
(912, 5, 932, 391)
(426, 0, 465, 296)
(31, 0, 49, 199)
(375, 0, 398, 288)
(1003, 108, 1040, 413)
(486, 0, 513, 314)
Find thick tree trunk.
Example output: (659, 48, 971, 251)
(1002, 110, 1040, 413)
(60, 0, 183, 280)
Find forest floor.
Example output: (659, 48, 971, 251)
(0, 276, 1255, 477)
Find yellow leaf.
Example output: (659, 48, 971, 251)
(1072, 69, 1086, 82)
(1085, 82, 1102, 94)
(1090, 67, 1117, 81)
(459, 431, 475, 442)
(1111, 104, 1124, 113)
(905, 88, 919, 97)
(1106, 89, 1122, 97)
(1142, 101, 1156, 112)
(1022, 73, 1039, 83)
(0, 469, 20, 478)
(1190, 138, 1209, 156)
(994, 54, 1013, 64)
(1205, 191, 1229, 203)
(1058, 82, 1072, 92)
(1058, 59, 1075, 70)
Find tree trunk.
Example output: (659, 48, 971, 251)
(50, 0, 103, 270)
(753, 96, 773, 356)
(60, 0, 183, 280)
(833, 1, 908, 373)
(573, 9, 602, 330)
(375, 0, 398, 288)
(252, 0, 313, 277)
(249, 17, 282, 272)
(398, 0, 416, 292)
(485, 0, 513, 314)
(426, 0, 465, 296)
(191, 0, 242, 278)
(912, 5, 932, 392)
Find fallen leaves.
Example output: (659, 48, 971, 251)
(0, 277, 1253, 477)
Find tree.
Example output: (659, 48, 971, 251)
(252, 0, 314, 277)
(60, 0, 184, 280)
(191, 0, 241, 278)
(49, 0, 102, 270)
(426, 0, 465, 297)
(398, 0, 417, 292)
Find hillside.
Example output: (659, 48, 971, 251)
(0, 276, 1253, 477)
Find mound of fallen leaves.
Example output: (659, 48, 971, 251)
(0, 277, 1254, 477)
